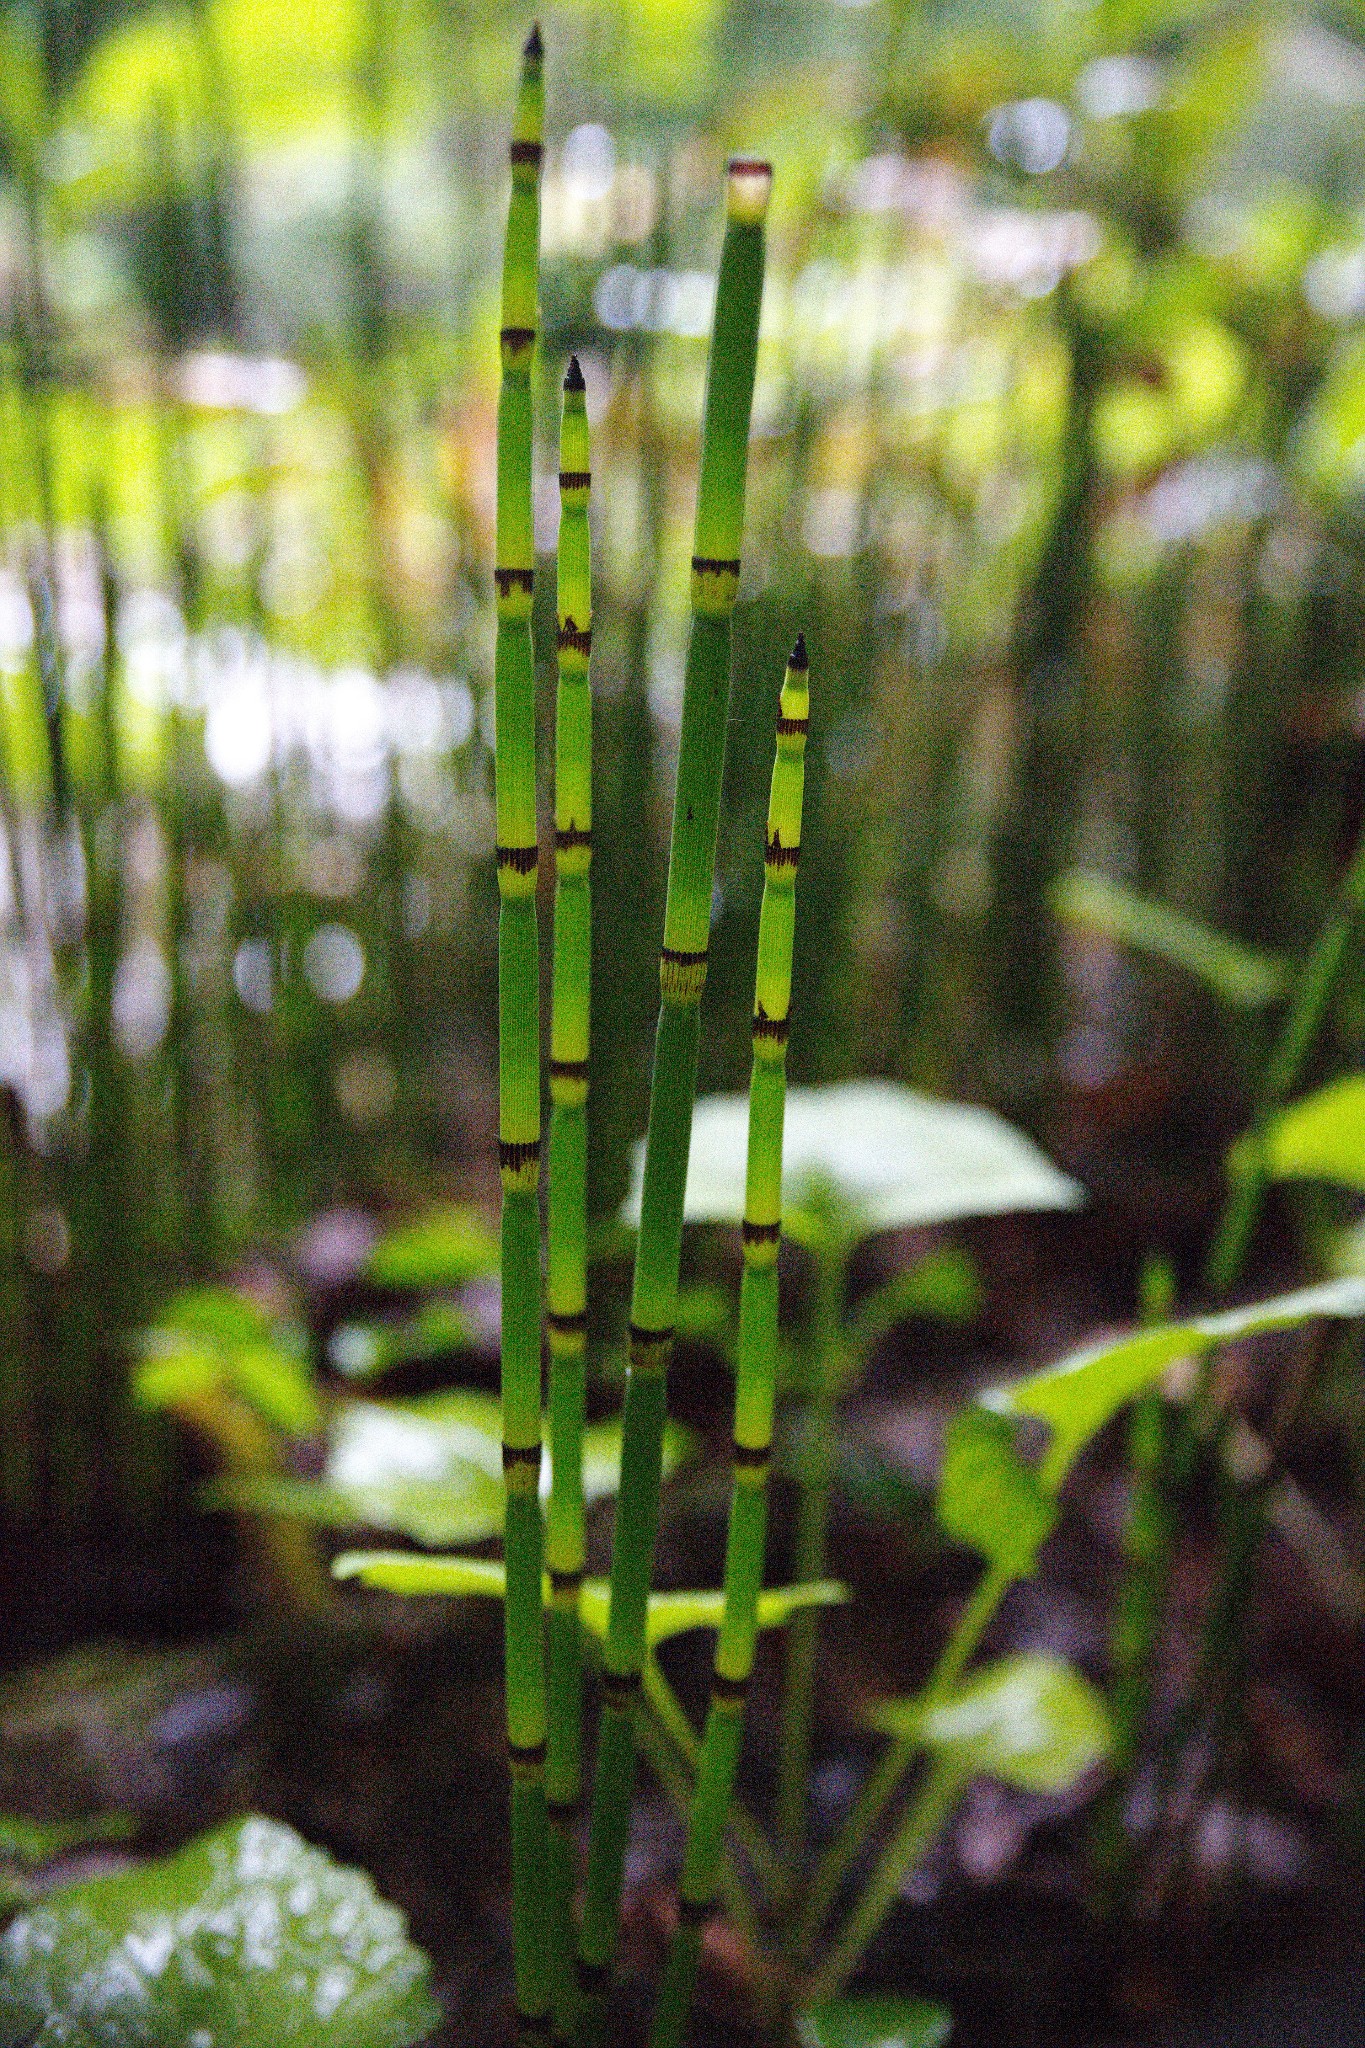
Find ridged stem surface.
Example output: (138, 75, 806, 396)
(576, 160, 771, 2039)
(650, 642, 808, 2048)
(545, 356, 594, 2043)
(495, 30, 549, 2043)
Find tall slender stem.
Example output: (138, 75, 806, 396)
(801, 1759, 962, 2010)
(650, 639, 809, 2048)
(576, 159, 772, 2043)
(1206, 827, 1365, 1296)
(494, 29, 550, 2044)
(799, 1556, 1011, 1957)
(545, 355, 594, 2044)
(776, 1229, 849, 1880)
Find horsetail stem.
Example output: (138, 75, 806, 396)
(649, 638, 808, 2048)
(545, 353, 593, 2042)
(576, 158, 771, 2037)
(495, 26, 550, 2043)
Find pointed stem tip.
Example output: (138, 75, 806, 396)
(726, 157, 773, 224)
(564, 354, 585, 393)
(524, 21, 543, 62)
(789, 633, 808, 671)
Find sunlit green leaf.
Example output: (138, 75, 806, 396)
(871, 1653, 1111, 1794)
(576, 1578, 847, 1647)
(134, 1309, 320, 1438)
(986, 1280, 1365, 1484)
(218, 1399, 695, 1548)
(1052, 870, 1288, 1008)
(624, 1083, 1082, 1239)
(797, 1994, 953, 2048)
(333, 1552, 507, 1600)
(0, 1815, 439, 2046)
(365, 1204, 499, 1291)
(1242, 1075, 1365, 1192)
(937, 1409, 1057, 1574)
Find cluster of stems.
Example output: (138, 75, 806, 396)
(493, 27, 550, 2044)
(575, 154, 773, 2045)
(649, 638, 809, 2048)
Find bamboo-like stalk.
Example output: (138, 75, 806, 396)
(649, 638, 809, 2048)
(576, 158, 772, 2041)
(495, 28, 550, 2044)
(545, 354, 593, 2043)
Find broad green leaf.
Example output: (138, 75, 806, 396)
(222, 1399, 695, 1548)
(936, 1409, 1057, 1574)
(0, 1814, 439, 2047)
(282, 1393, 504, 1548)
(871, 1653, 1111, 1795)
(365, 1204, 499, 1291)
(623, 1083, 1082, 1237)
(150, 1287, 279, 1349)
(797, 1995, 952, 2048)
(1243, 1075, 1365, 1192)
(135, 1336, 321, 1437)
(986, 1280, 1365, 1485)
(577, 1578, 847, 1647)
(1052, 870, 1288, 1009)
(135, 1290, 320, 1436)
(333, 1552, 507, 1600)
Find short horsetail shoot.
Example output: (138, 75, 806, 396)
(575, 155, 772, 2039)
(494, 24, 550, 2043)
(545, 352, 594, 2041)
(650, 637, 809, 2048)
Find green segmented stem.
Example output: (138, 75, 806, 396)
(545, 354, 593, 2043)
(495, 27, 549, 2043)
(650, 639, 808, 2048)
(576, 158, 772, 2039)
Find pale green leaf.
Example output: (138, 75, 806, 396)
(623, 1083, 1082, 1237)
(936, 1409, 1057, 1574)
(1052, 870, 1288, 1008)
(365, 1204, 499, 1291)
(221, 1401, 695, 1548)
(0, 1815, 439, 2046)
(985, 1280, 1365, 1484)
(577, 1578, 847, 1647)
(333, 1552, 507, 1600)
(1244, 1075, 1365, 1192)
(871, 1653, 1111, 1794)
(797, 1995, 953, 2048)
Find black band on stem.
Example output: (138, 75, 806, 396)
(497, 842, 538, 874)
(546, 1308, 587, 1336)
(741, 1219, 781, 1247)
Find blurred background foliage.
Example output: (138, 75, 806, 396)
(7, 0, 1365, 1531)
